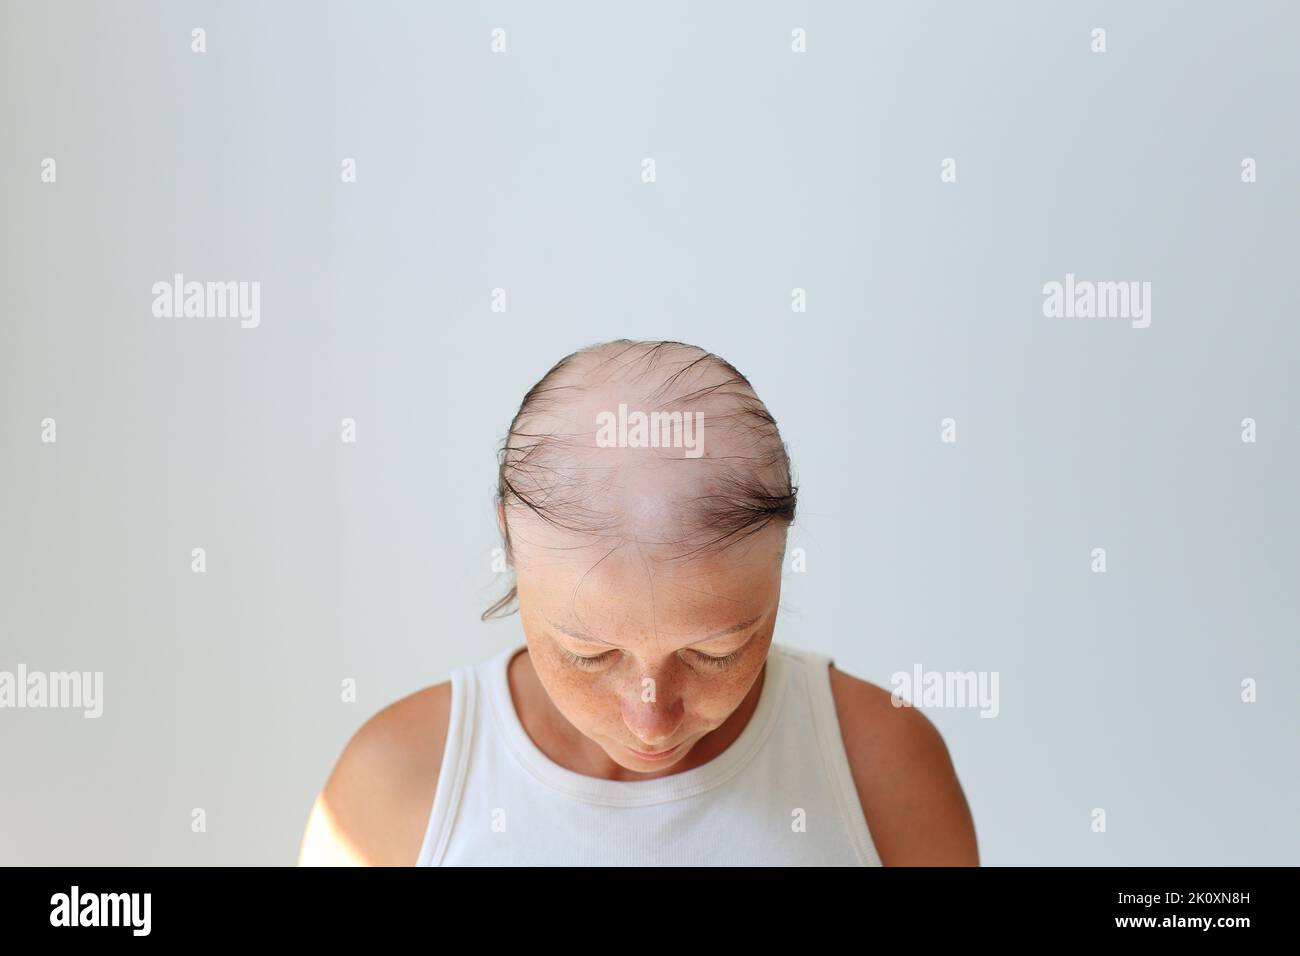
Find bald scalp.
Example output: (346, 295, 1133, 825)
(485, 340, 796, 619)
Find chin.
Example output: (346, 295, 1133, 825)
(619, 740, 689, 767)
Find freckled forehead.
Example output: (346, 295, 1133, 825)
(547, 608, 769, 647)
(517, 521, 783, 590)
(516, 525, 786, 643)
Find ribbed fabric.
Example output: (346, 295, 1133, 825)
(416, 642, 881, 866)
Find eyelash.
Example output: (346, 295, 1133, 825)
(561, 648, 744, 672)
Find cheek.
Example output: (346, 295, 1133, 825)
(532, 650, 612, 726)
(684, 633, 775, 725)
(690, 657, 764, 722)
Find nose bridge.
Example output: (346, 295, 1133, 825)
(619, 658, 684, 743)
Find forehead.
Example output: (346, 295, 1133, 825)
(545, 608, 767, 648)
(514, 523, 785, 643)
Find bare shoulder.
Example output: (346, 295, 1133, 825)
(828, 665, 979, 866)
(297, 680, 452, 866)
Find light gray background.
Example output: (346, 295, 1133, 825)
(1, 0, 1296, 865)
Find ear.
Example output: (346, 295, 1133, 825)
(496, 500, 506, 536)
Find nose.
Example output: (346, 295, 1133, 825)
(620, 688, 684, 748)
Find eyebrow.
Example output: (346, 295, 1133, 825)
(545, 613, 765, 648)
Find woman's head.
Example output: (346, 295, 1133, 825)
(487, 340, 797, 771)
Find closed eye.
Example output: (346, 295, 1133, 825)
(560, 648, 617, 670)
(690, 648, 743, 671)
(559, 647, 744, 672)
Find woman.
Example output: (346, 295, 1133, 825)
(298, 340, 979, 865)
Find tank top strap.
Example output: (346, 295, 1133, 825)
(415, 661, 476, 867)
(779, 644, 882, 866)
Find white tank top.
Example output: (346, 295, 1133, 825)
(417, 641, 882, 866)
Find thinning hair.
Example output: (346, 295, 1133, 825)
(483, 339, 797, 619)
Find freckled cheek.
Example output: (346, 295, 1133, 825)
(691, 662, 763, 724)
(535, 661, 613, 730)
(540, 660, 598, 703)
